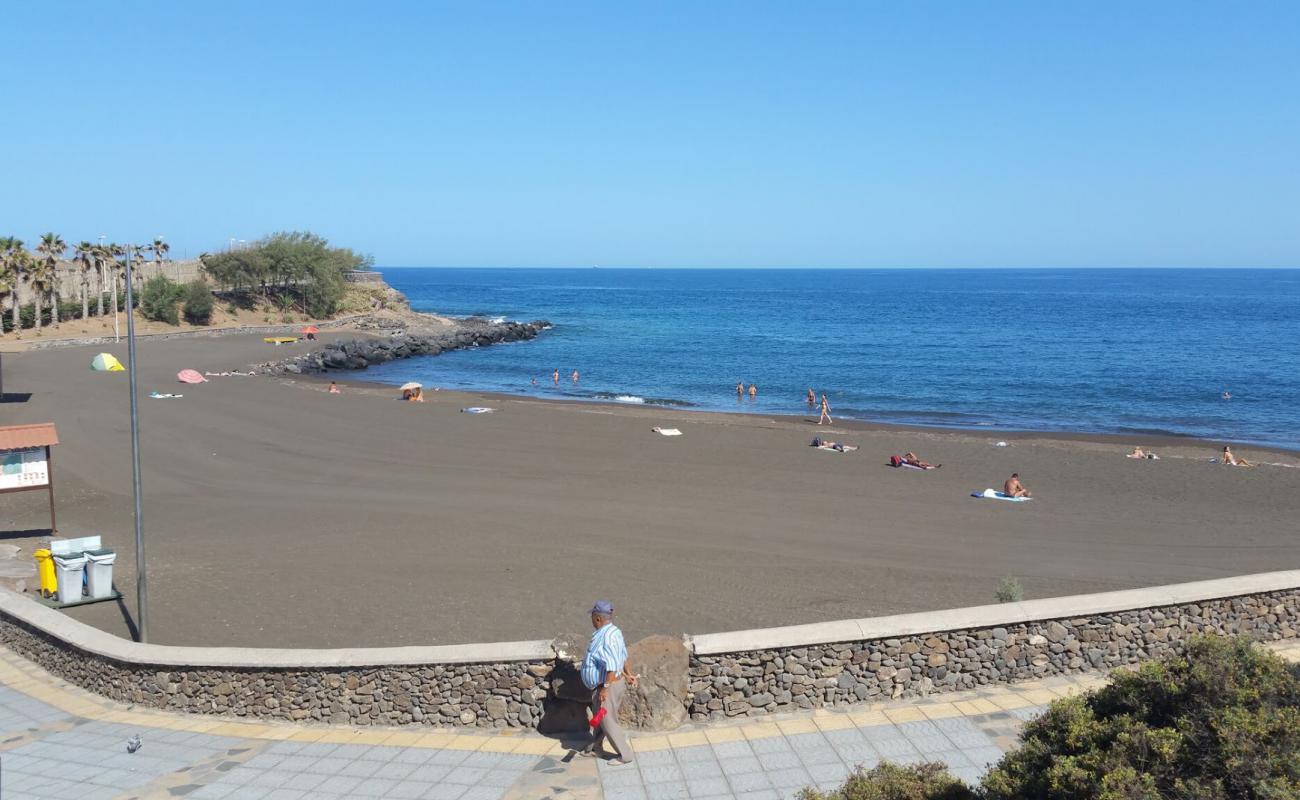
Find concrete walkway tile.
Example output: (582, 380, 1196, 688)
(704, 725, 746, 744)
(985, 692, 1033, 710)
(685, 776, 732, 796)
(740, 721, 783, 741)
(710, 739, 754, 759)
(766, 766, 814, 789)
(733, 791, 780, 800)
(883, 706, 928, 724)
(963, 745, 1007, 768)
(847, 709, 891, 727)
(775, 717, 818, 736)
(604, 788, 649, 800)
(727, 771, 775, 791)
(668, 730, 710, 749)
(641, 763, 686, 783)
(747, 735, 793, 755)
(644, 781, 690, 800)
(632, 734, 673, 753)
(1017, 688, 1062, 705)
(636, 748, 680, 767)
(674, 743, 718, 763)
(812, 713, 855, 732)
(870, 737, 921, 759)
(919, 702, 963, 720)
(718, 754, 764, 775)
(928, 748, 974, 768)
(680, 759, 725, 782)
(512, 736, 564, 755)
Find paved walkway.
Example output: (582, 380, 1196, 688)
(1, 642, 1295, 800)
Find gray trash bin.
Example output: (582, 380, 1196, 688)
(52, 551, 87, 603)
(83, 549, 117, 599)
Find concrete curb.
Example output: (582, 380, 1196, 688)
(688, 570, 1300, 655)
(0, 587, 553, 667)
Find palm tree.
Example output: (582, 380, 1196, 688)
(1, 237, 26, 331)
(91, 243, 110, 317)
(23, 251, 50, 331)
(0, 239, 17, 332)
(148, 237, 171, 280)
(35, 233, 66, 326)
(73, 241, 94, 319)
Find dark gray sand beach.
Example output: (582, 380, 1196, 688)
(2, 333, 1298, 648)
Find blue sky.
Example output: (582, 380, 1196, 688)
(3, 2, 1298, 267)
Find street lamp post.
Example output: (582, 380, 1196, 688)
(122, 245, 149, 642)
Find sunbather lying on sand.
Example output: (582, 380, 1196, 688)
(903, 452, 940, 469)
(811, 437, 857, 452)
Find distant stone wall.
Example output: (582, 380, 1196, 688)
(686, 589, 1300, 721)
(343, 270, 385, 284)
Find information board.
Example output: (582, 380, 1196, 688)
(0, 446, 49, 490)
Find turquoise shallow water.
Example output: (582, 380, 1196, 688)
(367, 268, 1300, 449)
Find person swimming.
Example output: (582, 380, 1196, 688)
(807, 388, 816, 405)
(748, 384, 757, 399)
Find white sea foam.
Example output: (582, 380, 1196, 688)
(612, 395, 646, 404)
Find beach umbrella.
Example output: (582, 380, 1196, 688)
(399, 382, 422, 392)
(301, 325, 319, 334)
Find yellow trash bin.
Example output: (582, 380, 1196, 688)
(34, 549, 57, 598)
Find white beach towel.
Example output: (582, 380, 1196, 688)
(652, 427, 682, 436)
(971, 488, 1031, 502)
(149, 392, 182, 399)
(815, 444, 859, 453)
(461, 407, 495, 414)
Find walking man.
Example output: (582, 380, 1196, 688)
(579, 600, 637, 764)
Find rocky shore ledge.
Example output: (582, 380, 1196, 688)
(262, 315, 551, 375)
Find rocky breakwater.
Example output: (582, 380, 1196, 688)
(265, 316, 551, 375)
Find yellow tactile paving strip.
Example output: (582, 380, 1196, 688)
(0, 639, 1294, 757)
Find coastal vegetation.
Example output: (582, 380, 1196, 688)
(801, 637, 1300, 800)
(199, 231, 373, 319)
(0, 234, 169, 333)
(0, 230, 370, 333)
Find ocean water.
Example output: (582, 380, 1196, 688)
(367, 268, 1300, 449)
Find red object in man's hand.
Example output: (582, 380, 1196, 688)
(589, 707, 607, 728)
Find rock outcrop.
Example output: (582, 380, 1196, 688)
(620, 635, 690, 731)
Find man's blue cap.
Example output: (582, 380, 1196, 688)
(590, 600, 613, 615)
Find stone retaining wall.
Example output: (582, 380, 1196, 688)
(0, 574, 1297, 730)
(686, 589, 1300, 721)
(0, 614, 555, 729)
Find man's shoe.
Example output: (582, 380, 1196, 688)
(609, 757, 634, 766)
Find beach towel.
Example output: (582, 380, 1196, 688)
(652, 427, 682, 436)
(971, 489, 1031, 502)
(149, 392, 182, 399)
(461, 407, 495, 414)
(177, 369, 207, 384)
(893, 462, 929, 470)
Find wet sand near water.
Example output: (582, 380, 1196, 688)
(2, 333, 1298, 648)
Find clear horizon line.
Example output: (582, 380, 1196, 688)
(374, 264, 1300, 270)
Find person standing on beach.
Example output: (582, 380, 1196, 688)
(818, 393, 832, 425)
(579, 600, 636, 765)
(553, 369, 560, 385)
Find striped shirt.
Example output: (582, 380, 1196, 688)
(581, 623, 628, 689)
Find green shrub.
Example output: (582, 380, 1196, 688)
(808, 637, 1299, 800)
(983, 636, 1300, 799)
(995, 577, 1024, 604)
(139, 275, 186, 325)
(182, 281, 215, 325)
(798, 763, 977, 800)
